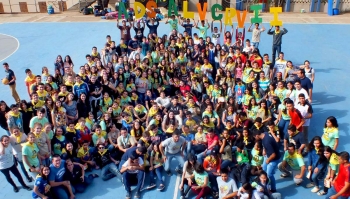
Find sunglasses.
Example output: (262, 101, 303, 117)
(99, 147, 105, 149)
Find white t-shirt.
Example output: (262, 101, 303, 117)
(161, 137, 185, 154)
(0, 145, 15, 170)
(252, 28, 263, 42)
(122, 157, 144, 174)
(212, 32, 221, 45)
(217, 177, 238, 199)
(274, 60, 287, 78)
(237, 187, 261, 199)
(295, 103, 312, 126)
(294, 88, 309, 105)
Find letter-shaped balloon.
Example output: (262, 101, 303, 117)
(183, 1, 194, 19)
(118, 2, 128, 19)
(134, 2, 145, 19)
(269, 7, 283, 26)
(146, 1, 157, 18)
(168, 0, 179, 16)
(224, 8, 236, 25)
(250, 5, 262, 23)
(211, 4, 223, 20)
(196, 3, 207, 21)
(236, 10, 247, 28)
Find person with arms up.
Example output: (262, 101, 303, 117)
(181, 18, 196, 37)
(117, 19, 132, 50)
(196, 19, 211, 41)
(267, 26, 288, 62)
(248, 23, 265, 49)
(211, 19, 222, 45)
(3, 62, 20, 103)
(253, 129, 281, 192)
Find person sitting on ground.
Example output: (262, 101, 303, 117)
(93, 143, 121, 181)
(33, 166, 52, 199)
(252, 171, 282, 199)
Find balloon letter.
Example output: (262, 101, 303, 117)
(269, 7, 283, 26)
(224, 8, 236, 25)
(146, 1, 157, 18)
(134, 2, 146, 19)
(168, 0, 179, 16)
(211, 4, 223, 20)
(118, 2, 128, 19)
(236, 10, 247, 28)
(183, 1, 194, 19)
(250, 5, 262, 23)
(196, 3, 207, 21)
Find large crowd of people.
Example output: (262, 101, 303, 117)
(0, 14, 349, 199)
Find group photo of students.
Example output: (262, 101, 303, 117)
(0, 13, 349, 199)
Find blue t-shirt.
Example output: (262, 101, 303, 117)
(48, 160, 66, 182)
(183, 24, 193, 36)
(32, 176, 50, 198)
(121, 147, 143, 161)
(262, 132, 280, 161)
(300, 77, 313, 92)
(284, 132, 305, 149)
(5, 69, 15, 85)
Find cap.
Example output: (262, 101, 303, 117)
(211, 149, 218, 156)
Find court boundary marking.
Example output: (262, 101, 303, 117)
(0, 33, 20, 63)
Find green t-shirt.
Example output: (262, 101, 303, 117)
(194, 171, 211, 187)
(29, 116, 49, 129)
(283, 151, 305, 170)
(168, 19, 178, 31)
(278, 104, 291, 120)
(22, 143, 40, 169)
(47, 130, 54, 140)
(250, 148, 263, 166)
(322, 127, 339, 148)
(235, 150, 249, 164)
(198, 26, 209, 39)
(329, 153, 340, 174)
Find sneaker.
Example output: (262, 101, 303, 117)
(179, 197, 185, 199)
(295, 182, 302, 186)
(125, 191, 131, 199)
(280, 173, 291, 178)
(13, 187, 19, 193)
(306, 182, 315, 188)
(157, 184, 165, 191)
(23, 185, 32, 191)
(213, 192, 219, 198)
(147, 183, 156, 189)
(134, 191, 140, 198)
(27, 177, 33, 182)
(311, 186, 320, 193)
(317, 190, 327, 195)
(166, 170, 172, 176)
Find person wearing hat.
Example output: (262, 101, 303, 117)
(7, 104, 24, 134)
(3, 63, 20, 103)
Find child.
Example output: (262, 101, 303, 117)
(250, 141, 264, 176)
(148, 141, 165, 191)
(252, 171, 282, 199)
(77, 140, 95, 170)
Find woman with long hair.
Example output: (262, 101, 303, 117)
(77, 93, 91, 119)
(254, 171, 282, 199)
(19, 100, 34, 135)
(22, 133, 42, 180)
(54, 55, 64, 76)
(256, 99, 271, 124)
(63, 93, 78, 124)
(64, 55, 74, 69)
(321, 116, 339, 150)
(306, 136, 328, 193)
(33, 166, 52, 198)
(1, 135, 32, 193)
(51, 100, 67, 130)
(237, 182, 260, 199)
(0, 100, 10, 135)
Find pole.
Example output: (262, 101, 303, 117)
(8, 0, 12, 13)
(61, 0, 63, 12)
(34, 0, 38, 12)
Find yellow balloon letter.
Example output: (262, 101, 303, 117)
(134, 2, 146, 19)
(224, 8, 236, 26)
(269, 7, 283, 26)
(183, 1, 194, 19)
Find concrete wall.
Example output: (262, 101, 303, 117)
(0, 0, 77, 13)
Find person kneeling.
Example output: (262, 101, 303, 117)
(120, 152, 145, 199)
(278, 143, 305, 185)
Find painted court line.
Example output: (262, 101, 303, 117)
(173, 175, 180, 199)
(0, 33, 20, 62)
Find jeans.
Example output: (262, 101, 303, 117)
(263, 193, 282, 199)
(208, 172, 219, 192)
(41, 157, 50, 167)
(15, 158, 31, 180)
(197, 150, 211, 164)
(272, 44, 281, 62)
(184, 141, 192, 157)
(262, 156, 278, 191)
(310, 168, 325, 187)
(325, 187, 349, 199)
(73, 175, 94, 193)
(303, 126, 309, 147)
(221, 160, 235, 170)
(277, 162, 303, 184)
(137, 92, 146, 105)
(123, 171, 145, 192)
(252, 42, 259, 49)
(0, 163, 27, 188)
(278, 118, 289, 140)
(52, 185, 75, 199)
(101, 162, 121, 181)
(150, 166, 164, 185)
(164, 152, 185, 172)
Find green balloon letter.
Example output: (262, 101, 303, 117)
(168, 0, 179, 17)
(211, 4, 223, 20)
(250, 5, 263, 23)
(118, 2, 128, 20)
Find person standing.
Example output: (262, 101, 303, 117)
(3, 62, 20, 103)
(248, 23, 265, 49)
(295, 93, 313, 148)
(253, 130, 281, 192)
(267, 26, 288, 62)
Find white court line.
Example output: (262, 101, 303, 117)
(173, 175, 180, 199)
(0, 33, 20, 62)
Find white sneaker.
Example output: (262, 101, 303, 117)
(311, 186, 320, 193)
(306, 182, 315, 188)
